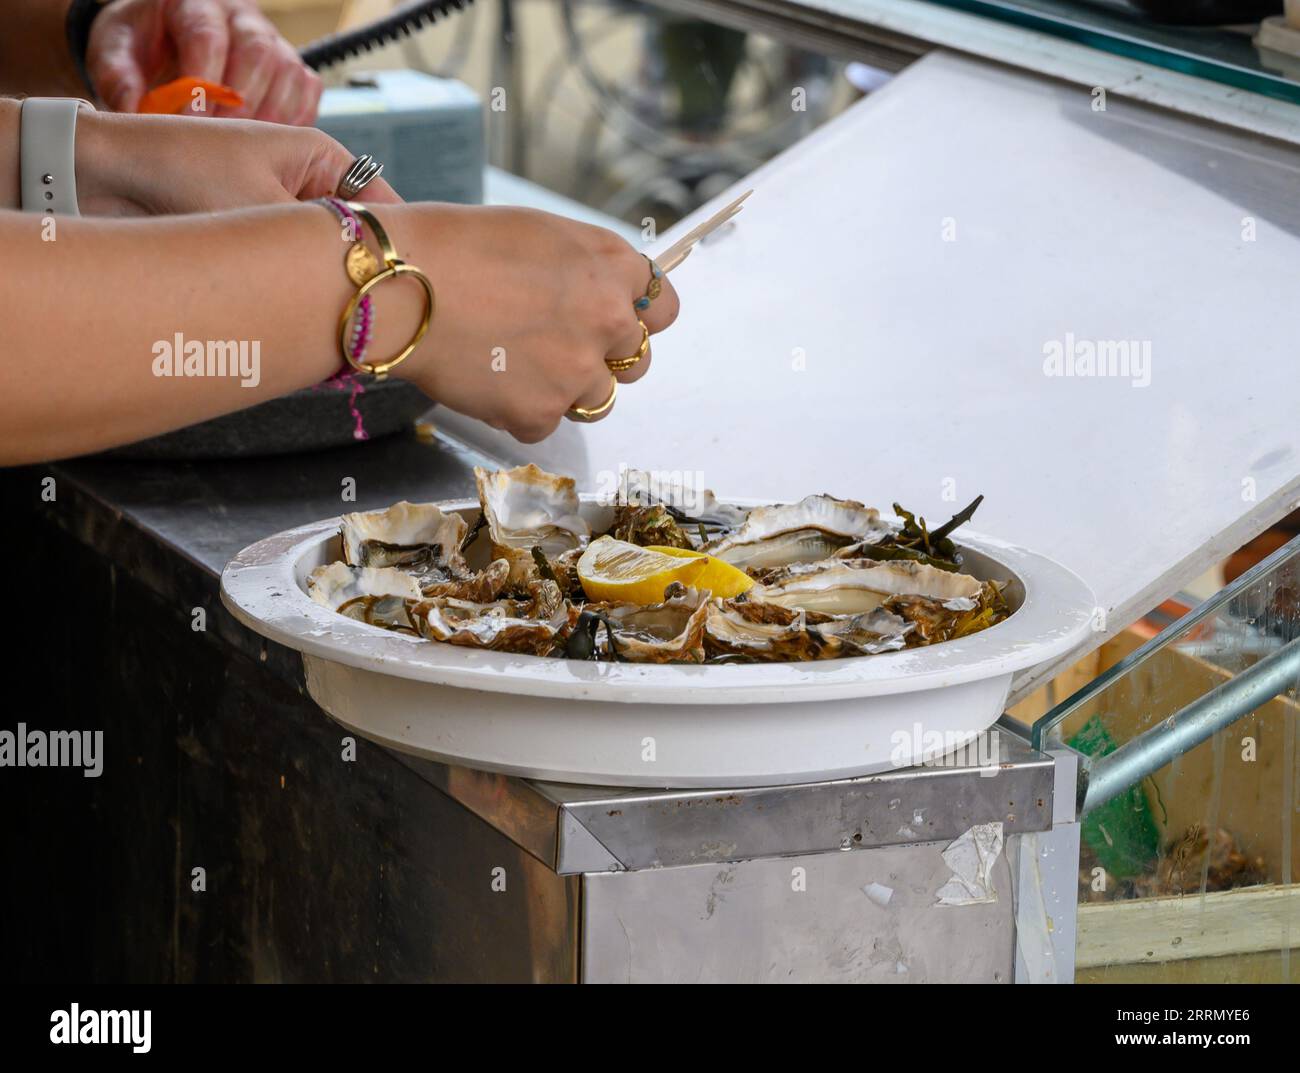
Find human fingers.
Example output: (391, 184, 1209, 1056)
(163, 0, 232, 93)
(216, 10, 281, 118)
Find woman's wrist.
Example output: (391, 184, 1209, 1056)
(1, 97, 101, 213)
(0, 99, 124, 216)
(73, 107, 143, 215)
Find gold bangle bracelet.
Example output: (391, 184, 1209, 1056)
(338, 263, 435, 380)
(337, 203, 435, 380)
(347, 203, 398, 263)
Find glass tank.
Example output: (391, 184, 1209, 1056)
(1033, 534, 1300, 982)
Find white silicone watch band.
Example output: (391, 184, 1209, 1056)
(20, 98, 88, 216)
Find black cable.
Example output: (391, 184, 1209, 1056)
(299, 0, 478, 71)
(64, 0, 106, 96)
(65, 0, 478, 87)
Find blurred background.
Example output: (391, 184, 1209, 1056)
(266, 0, 864, 231)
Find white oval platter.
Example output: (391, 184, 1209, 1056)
(220, 496, 1096, 787)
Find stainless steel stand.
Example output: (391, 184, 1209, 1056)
(391, 727, 1075, 982)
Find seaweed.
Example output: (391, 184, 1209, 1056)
(531, 546, 560, 586)
(853, 543, 960, 572)
(881, 494, 984, 564)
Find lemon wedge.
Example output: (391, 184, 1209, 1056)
(647, 545, 755, 600)
(577, 537, 710, 605)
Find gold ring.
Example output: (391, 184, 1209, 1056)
(565, 376, 618, 422)
(605, 320, 649, 373)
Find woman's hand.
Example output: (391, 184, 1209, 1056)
(75, 111, 400, 215)
(87, 0, 323, 125)
(390, 205, 680, 443)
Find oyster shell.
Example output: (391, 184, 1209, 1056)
(584, 587, 710, 663)
(704, 599, 910, 661)
(341, 501, 468, 574)
(883, 582, 1008, 645)
(475, 464, 590, 585)
(813, 608, 914, 656)
(307, 562, 424, 631)
(618, 469, 749, 530)
(705, 601, 832, 662)
(609, 502, 693, 549)
(705, 494, 888, 572)
(755, 558, 981, 615)
(414, 578, 569, 655)
(420, 558, 511, 603)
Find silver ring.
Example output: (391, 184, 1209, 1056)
(336, 154, 384, 200)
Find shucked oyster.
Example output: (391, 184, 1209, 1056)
(307, 562, 424, 631)
(420, 558, 511, 602)
(884, 582, 1008, 645)
(474, 464, 590, 585)
(754, 558, 981, 616)
(814, 609, 914, 656)
(704, 600, 832, 662)
(414, 579, 570, 655)
(705, 494, 889, 572)
(704, 599, 911, 662)
(341, 501, 468, 575)
(618, 469, 750, 530)
(582, 586, 711, 663)
(308, 561, 423, 605)
(609, 502, 693, 549)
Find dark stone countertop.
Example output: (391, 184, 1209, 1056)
(13, 427, 507, 685)
(58, 429, 497, 575)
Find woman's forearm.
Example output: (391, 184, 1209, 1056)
(0, 201, 429, 464)
(1, 186, 680, 459)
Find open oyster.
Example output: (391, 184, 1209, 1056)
(582, 587, 711, 663)
(754, 558, 981, 615)
(307, 562, 424, 631)
(474, 464, 590, 586)
(704, 599, 911, 662)
(341, 501, 468, 575)
(704, 600, 832, 662)
(609, 502, 694, 549)
(420, 558, 512, 603)
(618, 469, 750, 531)
(414, 579, 569, 655)
(814, 608, 915, 656)
(883, 582, 1008, 645)
(705, 494, 890, 572)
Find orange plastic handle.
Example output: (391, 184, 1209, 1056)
(138, 77, 244, 115)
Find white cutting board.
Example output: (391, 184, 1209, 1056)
(438, 51, 1300, 699)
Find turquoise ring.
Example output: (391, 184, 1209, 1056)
(634, 257, 663, 311)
